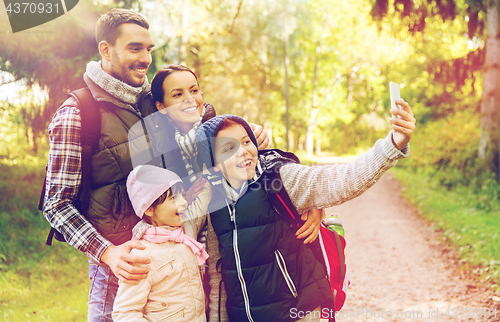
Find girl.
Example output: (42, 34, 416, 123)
(112, 164, 211, 322)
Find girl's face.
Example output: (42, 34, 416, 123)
(155, 71, 204, 134)
(145, 189, 188, 227)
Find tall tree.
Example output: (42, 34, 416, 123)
(0, 0, 140, 152)
(371, 0, 499, 175)
(479, 1, 500, 176)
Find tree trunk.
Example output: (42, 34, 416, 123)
(479, 0, 500, 176)
(284, 36, 290, 151)
(342, 70, 354, 153)
(178, 0, 189, 65)
(192, 44, 201, 79)
(316, 135, 321, 156)
(307, 39, 321, 156)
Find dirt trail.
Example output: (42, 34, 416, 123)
(326, 173, 499, 322)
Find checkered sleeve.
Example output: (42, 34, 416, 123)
(43, 98, 112, 263)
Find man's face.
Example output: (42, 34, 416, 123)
(107, 23, 154, 87)
(213, 124, 258, 189)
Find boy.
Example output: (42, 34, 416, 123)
(194, 101, 414, 321)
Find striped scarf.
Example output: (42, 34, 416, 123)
(173, 104, 209, 184)
(172, 103, 212, 277)
(85, 61, 149, 106)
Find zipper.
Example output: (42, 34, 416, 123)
(157, 259, 175, 271)
(226, 200, 254, 322)
(163, 306, 184, 320)
(275, 250, 298, 298)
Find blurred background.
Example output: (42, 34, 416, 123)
(1, 0, 499, 320)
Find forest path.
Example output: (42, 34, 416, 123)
(326, 172, 499, 322)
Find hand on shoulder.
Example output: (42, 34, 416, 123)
(101, 240, 151, 285)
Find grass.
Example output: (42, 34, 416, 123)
(0, 159, 89, 322)
(0, 244, 89, 322)
(391, 167, 500, 290)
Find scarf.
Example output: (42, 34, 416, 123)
(170, 103, 213, 276)
(143, 227, 209, 266)
(85, 61, 149, 105)
(172, 104, 211, 184)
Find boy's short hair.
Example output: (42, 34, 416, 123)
(219, 118, 240, 132)
(95, 8, 150, 46)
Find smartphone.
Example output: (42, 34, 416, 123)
(389, 81, 401, 119)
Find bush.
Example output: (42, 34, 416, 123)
(0, 158, 47, 266)
(0, 157, 46, 214)
(402, 108, 480, 183)
(398, 108, 499, 210)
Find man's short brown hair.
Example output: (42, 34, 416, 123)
(95, 8, 149, 46)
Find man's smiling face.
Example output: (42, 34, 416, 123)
(107, 23, 154, 87)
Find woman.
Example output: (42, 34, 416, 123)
(143, 64, 323, 322)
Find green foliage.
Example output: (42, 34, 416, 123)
(396, 107, 500, 209)
(0, 158, 46, 215)
(401, 108, 480, 179)
(1, 0, 485, 156)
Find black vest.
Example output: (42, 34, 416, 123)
(209, 172, 332, 322)
(85, 101, 143, 245)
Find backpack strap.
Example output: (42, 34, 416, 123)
(43, 88, 101, 246)
(38, 167, 48, 212)
(263, 155, 344, 318)
(261, 149, 302, 227)
(71, 88, 101, 215)
(265, 170, 302, 228)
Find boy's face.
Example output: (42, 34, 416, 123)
(213, 124, 258, 189)
(145, 190, 187, 227)
(156, 71, 204, 134)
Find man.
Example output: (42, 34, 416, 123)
(43, 8, 317, 321)
(43, 8, 276, 321)
(43, 9, 155, 321)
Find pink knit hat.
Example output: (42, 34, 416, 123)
(127, 165, 183, 218)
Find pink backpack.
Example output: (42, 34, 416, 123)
(318, 223, 349, 311)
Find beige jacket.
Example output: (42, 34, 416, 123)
(113, 183, 211, 322)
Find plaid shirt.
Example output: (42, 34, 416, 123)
(43, 98, 111, 263)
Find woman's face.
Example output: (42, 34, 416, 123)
(155, 71, 204, 134)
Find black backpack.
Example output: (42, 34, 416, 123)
(38, 88, 101, 246)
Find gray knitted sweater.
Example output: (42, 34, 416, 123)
(282, 131, 409, 213)
(207, 132, 410, 322)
